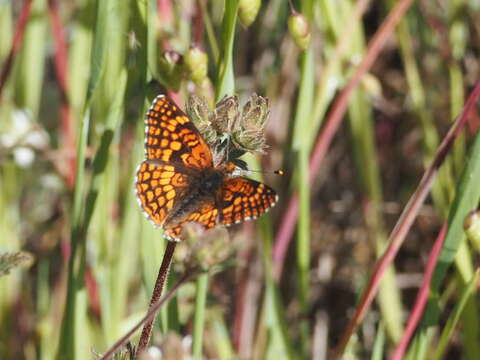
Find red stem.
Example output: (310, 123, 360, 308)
(272, 0, 416, 279)
(333, 80, 480, 357)
(158, 0, 173, 50)
(390, 224, 447, 360)
(137, 241, 177, 354)
(48, 0, 75, 189)
(193, 0, 204, 45)
(101, 265, 196, 360)
(0, 0, 33, 98)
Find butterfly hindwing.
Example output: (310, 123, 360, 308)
(164, 202, 219, 241)
(135, 160, 190, 227)
(219, 177, 278, 226)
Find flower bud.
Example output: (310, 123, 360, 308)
(174, 223, 231, 272)
(186, 95, 216, 144)
(464, 210, 480, 253)
(288, 12, 311, 50)
(211, 95, 240, 133)
(184, 46, 208, 85)
(0, 251, 34, 277)
(157, 51, 184, 91)
(232, 94, 269, 153)
(239, 0, 261, 27)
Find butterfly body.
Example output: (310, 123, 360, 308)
(136, 95, 278, 241)
(162, 165, 224, 227)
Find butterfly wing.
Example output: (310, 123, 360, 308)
(144, 94, 213, 170)
(135, 161, 190, 227)
(219, 177, 278, 226)
(163, 202, 219, 241)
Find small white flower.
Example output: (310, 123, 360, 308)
(0, 110, 49, 167)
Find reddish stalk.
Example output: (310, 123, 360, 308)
(48, 0, 75, 189)
(193, 0, 205, 45)
(272, 0, 416, 279)
(390, 224, 447, 360)
(158, 0, 173, 50)
(101, 263, 197, 360)
(0, 0, 33, 98)
(136, 241, 177, 354)
(333, 80, 480, 357)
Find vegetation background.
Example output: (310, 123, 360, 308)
(1, 0, 480, 359)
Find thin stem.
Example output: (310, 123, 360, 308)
(101, 266, 199, 360)
(48, 0, 75, 189)
(197, 0, 219, 64)
(272, 0, 415, 280)
(390, 224, 447, 360)
(333, 79, 480, 358)
(137, 241, 177, 353)
(0, 0, 33, 98)
(192, 273, 209, 359)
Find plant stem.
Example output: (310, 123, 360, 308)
(192, 273, 209, 359)
(137, 241, 177, 353)
(101, 266, 198, 360)
(0, 0, 32, 97)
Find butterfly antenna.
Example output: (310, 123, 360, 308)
(248, 169, 284, 176)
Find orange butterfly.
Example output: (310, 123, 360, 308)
(135, 95, 278, 241)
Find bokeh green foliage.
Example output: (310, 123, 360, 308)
(0, 0, 479, 359)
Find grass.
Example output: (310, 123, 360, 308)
(1, 0, 480, 359)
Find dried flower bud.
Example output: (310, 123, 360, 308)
(210, 95, 240, 133)
(186, 95, 216, 144)
(288, 12, 311, 50)
(465, 210, 480, 254)
(0, 251, 34, 277)
(232, 94, 269, 153)
(184, 46, 208, 85)
(239, 0, 261, 27)
(186, 93, 272, 163)
(174, 223, 232, 272)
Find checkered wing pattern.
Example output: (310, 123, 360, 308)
(144, 94, 213, 170)
(164, 202, 219, 241)
(135, 161, 190, 227)
(219, 177, 278, 226)
(136, 94, 279, 242)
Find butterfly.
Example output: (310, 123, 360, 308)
(135, 95, 278, 241)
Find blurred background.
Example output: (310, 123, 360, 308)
(1, 0, 480, 359)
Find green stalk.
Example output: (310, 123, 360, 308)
(57, 0, 112, 358)
(14, 0, 47, 118)
(432, 270, 479, 360)
(412, 124, 480, 358)
(199, 0, 220, 64)
(260, 216, 294, 359)
(191, 2, 239, 357)
(288, 1, 314, 353)
(291, 46, 314, 354)
(214, 0, 238, 99)
(192, 273, 209, 359)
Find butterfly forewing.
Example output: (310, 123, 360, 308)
(144, 95, 213, 170)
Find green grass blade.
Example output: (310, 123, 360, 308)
(192, 272, 209, 359)
(214, 0, 238, 100)
(432, 270, 479, 360)
(414, 126, 480, 356)
(58, 0, 113, 358)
